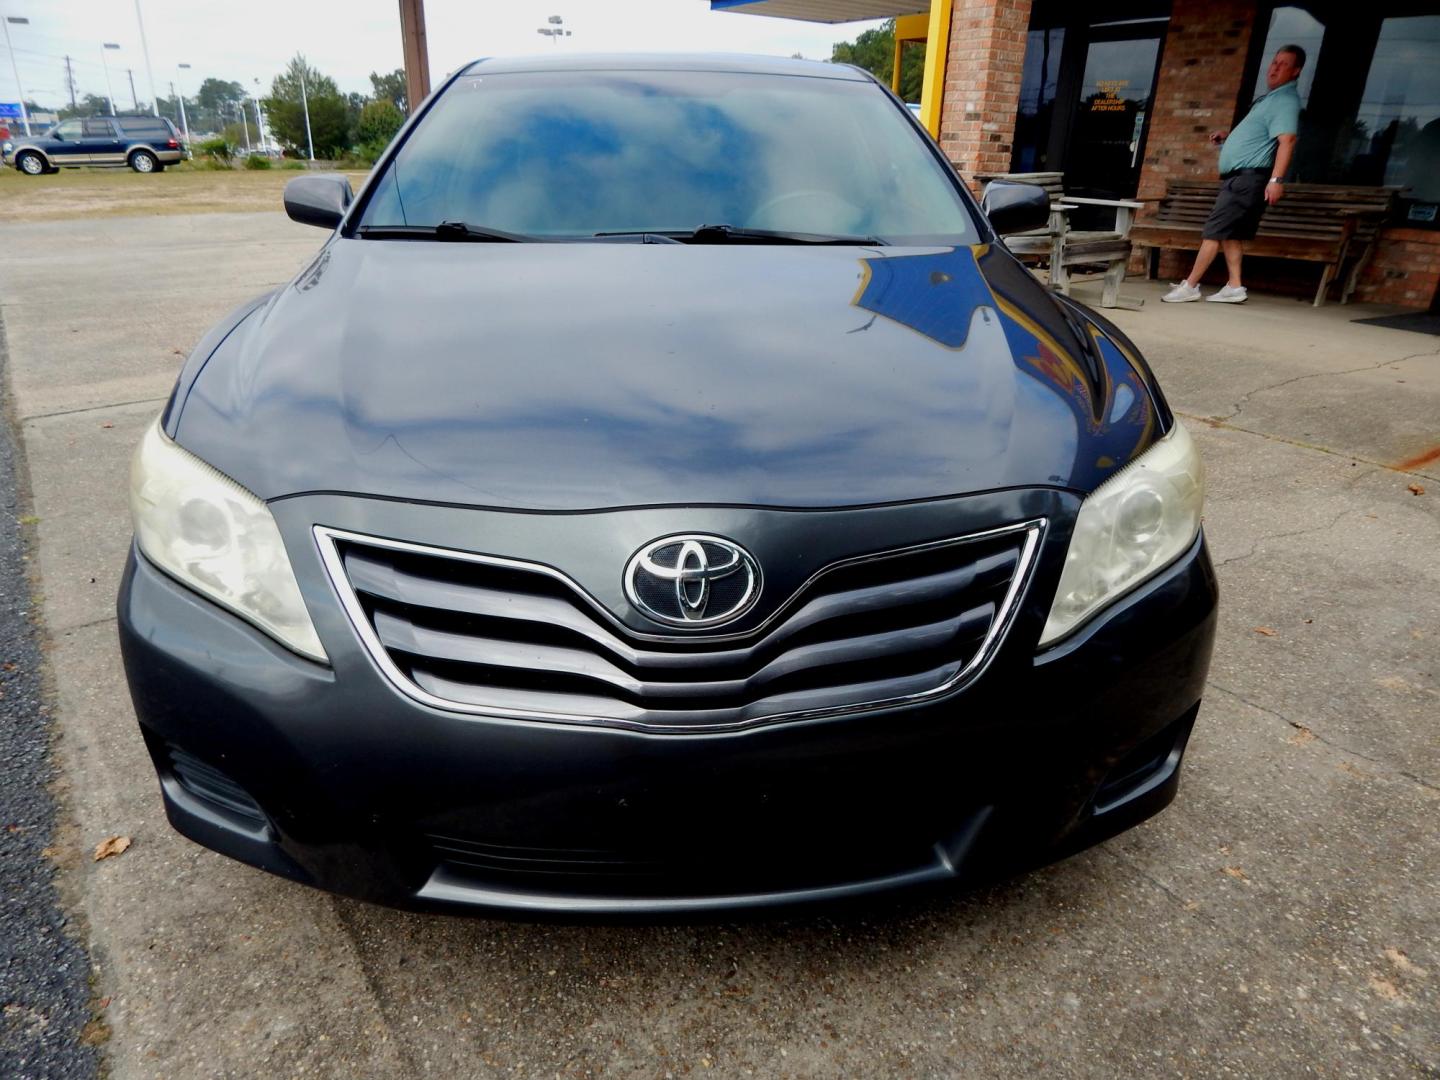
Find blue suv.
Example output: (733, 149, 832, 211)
(10, 115, 186, 175)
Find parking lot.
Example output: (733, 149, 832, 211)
(1, 194, 1437, 1077)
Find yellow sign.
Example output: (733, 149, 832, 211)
(1091, 79, 1130, 113)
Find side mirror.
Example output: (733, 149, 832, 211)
(284, 174, 354, 229)
(981, 180, 1051, 236)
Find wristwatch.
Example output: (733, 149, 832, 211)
(1268, 177, 1283, 184)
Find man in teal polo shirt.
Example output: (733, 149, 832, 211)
(1163, 45, 1305, 304)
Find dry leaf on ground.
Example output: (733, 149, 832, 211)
(1383, 947, 1428, 977)
(92, 835, 131, 861)
(1253, 626, 1277, 637)
(1407, 484, 1425, 496)
(1222, 866, 1249, 881)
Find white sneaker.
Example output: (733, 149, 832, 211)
(1161, 281, 1201, 303)
(1206, 285, 1248, 303)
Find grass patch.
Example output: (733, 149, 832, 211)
(0, 163, 370, 220)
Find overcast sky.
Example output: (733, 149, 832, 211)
(4, 1, 881, 110)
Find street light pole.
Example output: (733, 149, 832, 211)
(132, 0, 158, 117)
(251, 79, 264, 153)
(176, 62, 190, 143)
(299, 65, 314, 162)
(127, 68, 138, 111)
(237, 99, 251, 152)
(535, 15, 572, 46)
(101, 43, 120, 116)
(2, 15, 32, 136)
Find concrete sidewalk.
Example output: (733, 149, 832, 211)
(1, 220, 1436, 1079)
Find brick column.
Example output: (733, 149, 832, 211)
(937, 0, 1032, 186)
(1136, 0, 1256, 204)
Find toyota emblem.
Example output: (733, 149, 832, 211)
(624, 535, 761, 628)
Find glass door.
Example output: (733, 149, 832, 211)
(1063, 21, 1166, 200)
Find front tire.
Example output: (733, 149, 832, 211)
(16, 151, 46, 176)
(129, 150, 158, 174)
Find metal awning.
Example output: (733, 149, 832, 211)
(711, 0, 927, 23)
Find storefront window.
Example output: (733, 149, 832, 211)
(1251, 5, 1323, 107)
(1349, 16, 1440, 211)
(1244, 4, 1440, 224)
(1013, 27, 1066, 172)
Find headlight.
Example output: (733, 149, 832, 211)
(1040, 421, 1204, 646)
(129, 419, 327, 662)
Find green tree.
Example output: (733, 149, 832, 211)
(369, 69, 408, 114)
(355, 99, 404, 162)
(194, 78, 246, 133)
(59, 93, 112, 120)
(263, 54, 350, 157)
(831, 19, 926, 103)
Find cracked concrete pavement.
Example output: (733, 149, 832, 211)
(0, 213, 1436, 1078)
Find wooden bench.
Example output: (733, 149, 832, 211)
(974, 171, 1144, 309)
(1129, 181, 1397, 307)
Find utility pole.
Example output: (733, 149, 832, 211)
(101, 43, 120, 116)
(299, 65, 314, 162)
(127, 68, 138, 111)
(64, 55, 77, 109)
(133, 0, 159, 117)
(1, 15, 31, 136)
(398, 0, 430, 118)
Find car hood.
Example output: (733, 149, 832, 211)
(172, 238, 1162, 510)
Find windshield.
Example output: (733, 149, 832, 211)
(357, 68, 977, 243)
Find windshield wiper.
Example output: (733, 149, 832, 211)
(594, 225, 885, 246)
(357, 221, 531, 243)
(686, 224, 885, 246)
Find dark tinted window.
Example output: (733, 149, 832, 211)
(360, 69, 976, 243)
(82, 119, 115, 137)
(118, 118, 170, 137)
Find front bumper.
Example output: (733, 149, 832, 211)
(118, 510, 1217, 917)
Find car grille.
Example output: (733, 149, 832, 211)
(423, 827, 941, 897)
(316, 521, 1041, 732)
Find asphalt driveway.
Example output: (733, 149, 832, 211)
(0, 212, 1436, 1078)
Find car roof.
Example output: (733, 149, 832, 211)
(461, 53, 872, 81)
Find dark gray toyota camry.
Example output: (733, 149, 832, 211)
(119, 54, 1216, 916)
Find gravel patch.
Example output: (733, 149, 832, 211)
(0, 310, 99, 1079)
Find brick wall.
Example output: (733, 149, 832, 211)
(1351, 228, 1440, 309)
(937, 0, 1033, 188)
(1136, 0, 1256, 205)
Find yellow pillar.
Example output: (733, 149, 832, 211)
(920, 0, 952, 139)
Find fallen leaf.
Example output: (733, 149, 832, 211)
(100, 422, 114, 430)
(1222, 866, 1249, 881)
(92, 836, 131, 861)
(1367, 975, 1404, 1002)
(97, 997, 112, 1010)
(1288, 724, 1315, 746)
(1384, 948, 1428, 977)
(1408, 484, 1425, 496)
(1254, 626, 1277, 637)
